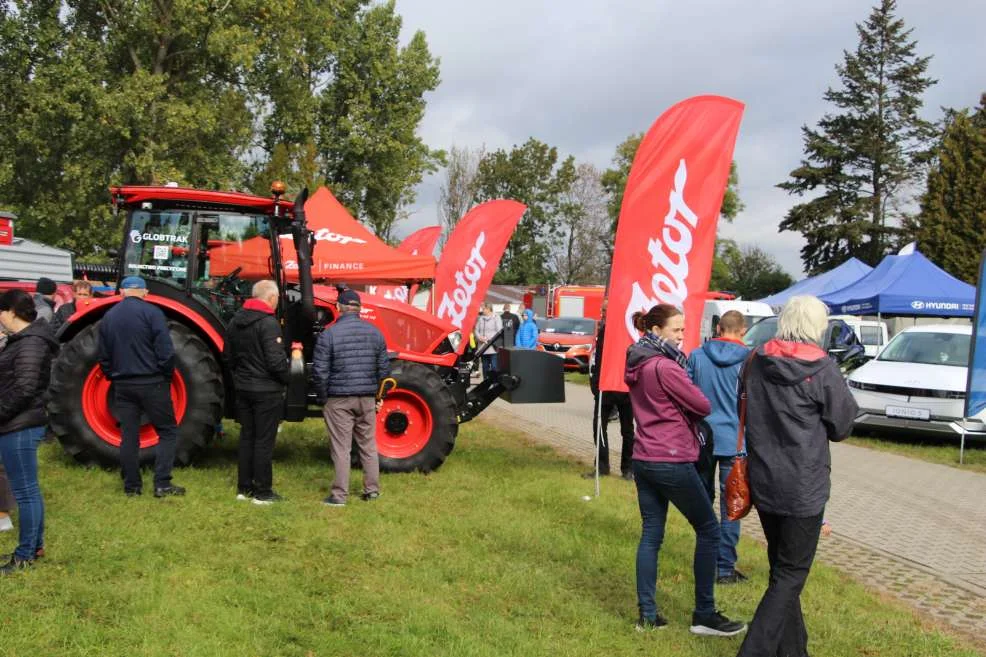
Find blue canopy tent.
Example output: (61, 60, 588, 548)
(760, 257, 872, 310)
(820, 251, 975, 317)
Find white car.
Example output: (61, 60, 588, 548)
(847, 325, 983, 437)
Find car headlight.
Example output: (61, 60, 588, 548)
(577, 344, 592, 350)
(447, 331, 462, 352)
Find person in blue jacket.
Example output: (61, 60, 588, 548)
(686, 310, 750, 584)
(514, 309, 539, 349)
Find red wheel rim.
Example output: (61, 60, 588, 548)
(376, 389, 434, 459)
(81, 367, 188, 449)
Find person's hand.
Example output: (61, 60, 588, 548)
(376, 399, 383, 413)
(821, 521, 833, 537)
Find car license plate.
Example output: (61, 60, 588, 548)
(885, 405, 930, 421)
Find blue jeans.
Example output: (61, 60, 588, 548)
(0, 426, 46, 561)
(717, 456, 742, 576)
(633, 460, 719, 620)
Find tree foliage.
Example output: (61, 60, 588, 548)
(903, 94, 986, 283)
(437, 145, 484, 247)
(709, 240, 794, 299)
(0, 0, 441, 256)
(778, 0, 937, 274)
(472, 138, 576, 284)
(550, 163, 609, 285)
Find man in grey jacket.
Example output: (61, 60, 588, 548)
(32, 278, 56, 323)
(474, 303, 502, 381)
(312, 289, 390, 506)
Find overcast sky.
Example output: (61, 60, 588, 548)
(392, 0, 986, 278)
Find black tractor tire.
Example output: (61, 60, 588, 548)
(377, 361, 458, 474)
(48, 321, 223, 467)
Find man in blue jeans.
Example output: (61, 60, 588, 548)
(687, 310, 750, 584)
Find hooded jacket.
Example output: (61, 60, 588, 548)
(744, 339, 858, 517)
(222, 299, 290, 393)
(625, 340, 711, 463)
(515, 310, 539, 349)
(687, 338, 751, 456)
(32, 293, 54, 323)
(0, 320, 59, 434)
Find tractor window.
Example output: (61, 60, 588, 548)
(123, 210, 194, 286)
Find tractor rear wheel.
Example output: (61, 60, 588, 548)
(377, 361, 458, 473)
(48, 321, 223, 467)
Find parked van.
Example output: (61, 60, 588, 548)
(830, 315, 889, 359)
(701, 300, 774, 342)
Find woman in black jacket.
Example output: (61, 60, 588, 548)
(736, 296, 858, 657)
(0, 289, 59, 574)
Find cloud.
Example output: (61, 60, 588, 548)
(395, 0, 986, 277)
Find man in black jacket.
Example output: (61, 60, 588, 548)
(98, 276, 184, 498)
(223, 280, 290, 504)
(500, 304, 520, 346)
(312, 289, 389, 506)
(585, 301, 635, 480)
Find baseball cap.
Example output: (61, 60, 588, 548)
(337, 289, 361, 307)
(36, 277, 57, 295)
(120, 276, 147, 290)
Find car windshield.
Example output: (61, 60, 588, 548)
(540, 318, 596, 335)
(743, 316, 778, 347)
(878, 331, 970, 367)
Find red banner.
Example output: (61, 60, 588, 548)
(599, 95, 745, 392)
(371, 226, 443, 303)
(433, 200, 526, 350)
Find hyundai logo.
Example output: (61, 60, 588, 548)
(911, 300, 925, 310)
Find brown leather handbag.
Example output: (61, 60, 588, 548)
(724, 352, 756, 521)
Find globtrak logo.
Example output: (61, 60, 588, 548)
(130, 230, 188, 244)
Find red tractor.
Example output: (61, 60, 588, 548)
(44, 185, 563, 473)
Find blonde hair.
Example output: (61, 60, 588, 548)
(252, 279, 279, 300)
(777, 296, 828, 345)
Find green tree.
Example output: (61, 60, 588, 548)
(713, 243, 794, 299)
(472, 138, 576, 284)
(779, 0, 937, 274)
(317, 0, 443, 242)
(902, 94, 986, 283)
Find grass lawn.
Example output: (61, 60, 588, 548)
(848, 433, 986, 474)
(0, 420, 979, 657)
(565, 372, 590, 386)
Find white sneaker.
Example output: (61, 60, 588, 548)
(0, 515, 12, 532)
(236, 493, 251, 502)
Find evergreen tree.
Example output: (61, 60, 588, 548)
(778, 0, 936, 274)
(903, 94, 986, 283)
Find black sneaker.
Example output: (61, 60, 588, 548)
(621, 471, 634, 481)
(635, 613, 668, 631)
(154, 485, 186, 498)
(0, 556, 33, 575)
(1, 547, 44, 561)
(717, 570, 749, 585)
(322, 496, 346, 507)
(360, 491, 380, 501)
(689, 611, 747, 637)
(124, 488, 142, 497)
(252, 492, 283, 506)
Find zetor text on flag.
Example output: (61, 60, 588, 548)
(599, 95, 745, 393)
(372, 225, 443, 303)
(433, 200, 526, 352)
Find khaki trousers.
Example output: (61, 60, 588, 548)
(322, 396, 379, 502)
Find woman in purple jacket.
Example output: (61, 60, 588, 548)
(626, 304, 746, 637)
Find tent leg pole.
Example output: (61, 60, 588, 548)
(960, 422, 967, 465)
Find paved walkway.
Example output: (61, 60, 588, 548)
(492, 382, 986, 640)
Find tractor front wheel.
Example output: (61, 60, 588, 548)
(376, 361, 458, 473)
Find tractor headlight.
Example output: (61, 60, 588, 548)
(447, 331, 463, 352)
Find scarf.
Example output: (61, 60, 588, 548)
(639, 332, 688, 370)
